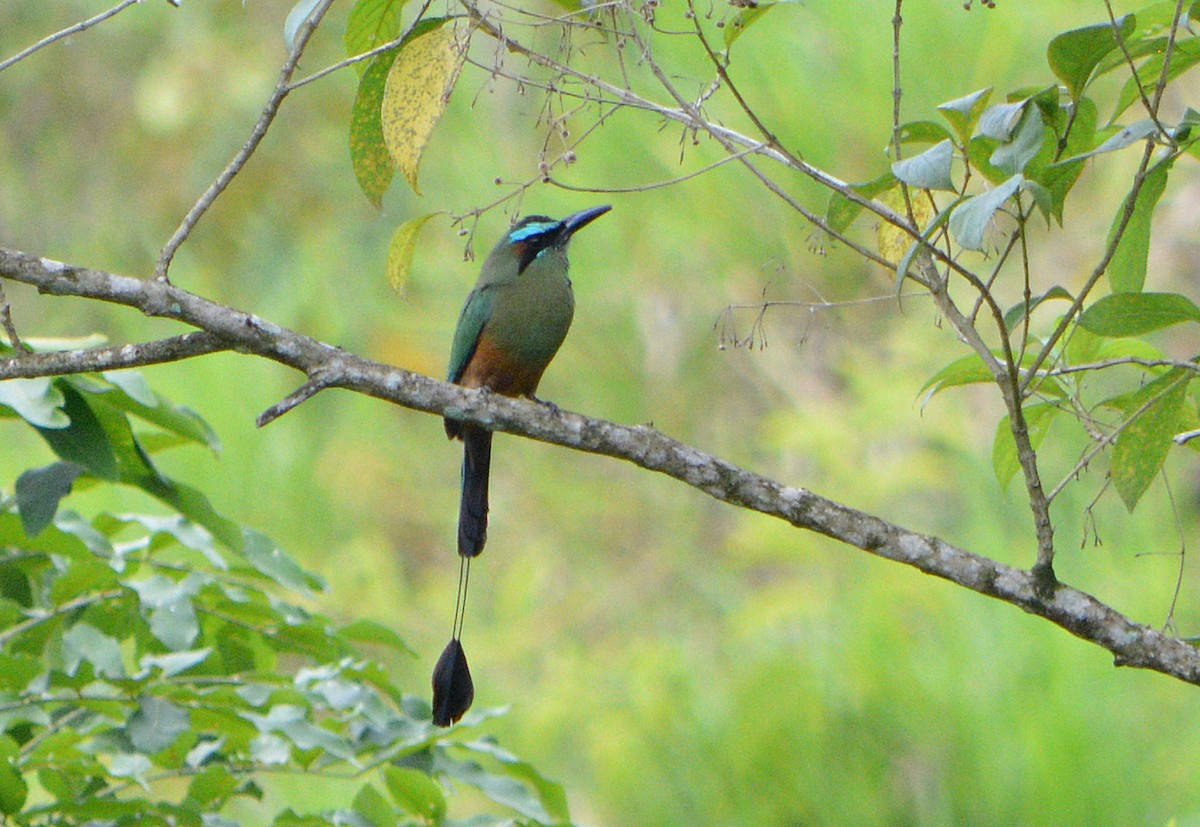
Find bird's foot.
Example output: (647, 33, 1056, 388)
(529, 394, 562, 415)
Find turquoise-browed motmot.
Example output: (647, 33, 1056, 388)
(433, 204, 611, 726)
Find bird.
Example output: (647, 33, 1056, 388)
(432, 204, 611, 727)
(444, 204, 611, 557)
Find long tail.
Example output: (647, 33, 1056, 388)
(458, 426, 492, 557)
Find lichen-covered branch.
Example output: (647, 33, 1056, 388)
(3, 245, 1199, 688)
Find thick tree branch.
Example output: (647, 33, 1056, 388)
(3, 246, 1200, 687)
(0, 332, 229, 379)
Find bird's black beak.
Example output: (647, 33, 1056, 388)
(560, 204, 611, 238)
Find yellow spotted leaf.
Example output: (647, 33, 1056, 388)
(386, 213, 438, 295)
(381, 24, 464, 195)
(878, 187, 936, 265)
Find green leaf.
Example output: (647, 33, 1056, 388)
(1038, 96, 1097, 223)
(992, 403, 1060, 490)
(0, 735, 27, 816)
(1003, 286, 1073, 331)
(62, 622, 126, 679)
(891, 139, 955, 191)
(186, 765, 239, 808)
(127, 695, 191, 754)
(387, 213, 438, 295)
(893, 120, 954, 146)
(725, 3, 774, 50)
(1048, 15, 1136, 100)
(125, 573, 203, 651)
(241, 529, 322, 593)
(948, 174, 1023, 251)
(140, 648, 213, 678)
(461, 738, 571, 821)
(824, 172, 897, 235)
(354, 782, 399, 827)
(937, 87, 992, 143)
(1107, 157, 1172, 292)
(350, 48, 400, 208)
(0, 377, 67, 427)
(34, 384, 120, 481)
(1110, 37, 1200, 124)
(1078, 292, 1200, 337)
(438, 756, 552, 823)
(990, 105, 1045, 175)
(1055, 118, 1158, 166)
(107, 753, 153, 789)
(92, 374, 221, 452)
(894, 197, 960, 293)
(339, 618, 416, 655)
(383, 766, 447, 822)
(345, 0, 405, 71)
(1111, 369, 1190, 510)
(15, 462, 85, 537)
(978, 100, 1028, 141)
(284, 0, 323, 50)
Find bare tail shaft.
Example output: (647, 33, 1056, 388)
(458, 426, 491, 557)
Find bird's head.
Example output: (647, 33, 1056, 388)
(490, 205, 611, 274)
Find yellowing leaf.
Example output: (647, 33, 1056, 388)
(387, 213, 438, 295)
(877, 187, 935, 265)
(381, 24, 464, 195)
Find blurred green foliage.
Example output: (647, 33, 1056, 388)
(4, 0, 1200, 824)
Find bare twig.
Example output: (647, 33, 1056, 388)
(0, 281, 27, 352)
(153, 0, 338, 282)
(0, 0, 144, 74)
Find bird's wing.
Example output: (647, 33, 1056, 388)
(447, 284, 497, 383)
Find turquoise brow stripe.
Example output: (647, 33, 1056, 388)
(508, 222, 558, 242)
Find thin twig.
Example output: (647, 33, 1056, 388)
(0, 281, 27, 351)
(153, 0, 338, 282)
(0, 0, 144, 74)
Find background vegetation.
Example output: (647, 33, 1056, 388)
(3, 0, 1200, 823)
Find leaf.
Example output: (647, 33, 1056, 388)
(1107, 157, 1172, 293)
(345, 0, 405, 71)
(140, 648, 213, 678)
(824, 172, 896, 235)
(383, 766, 447, 822)
(92, 375, 221, 452)
(877, 188, 935, 265)
(948, 174, 1024, 251)
(241, 529, 322, 593)
(1003, 286, 1073, 331)
(339, 618, 416, 655)
(1111, 37, 1200, 124)
(893, 120, 954, 146)
(34, 384, 120, 481)
(1112, 369, 1190, 510)
(1078, 292, 1200, 337)
(891, 139, 955, 191)
(1054, 118, 1158, 165)
(0, 736, 27, 816)
(894, 198, 960, 293)
(387, 213, 438, 295)
(62, 623, 126, 679)
(978, 100, 1028, 142)
(15, 462, 85, 537)
(724, 3, 774, 50)
(461, 738, 570, 821)
(127, 695, 191, 754)
(989, 105, 1045, 175)
(1048, 15, 1136, 100)
(437, 755, 552, 823)
(350, 48, 400, 208)
(937, 87, 992, 143)
(353, 782, 397, 827)
(382, 22, 464, 194)
(284, 0, 323, 50)
(992, 403, 1060, 490)
(0, 377, 67, 427)
(107, 753, 153, 789)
